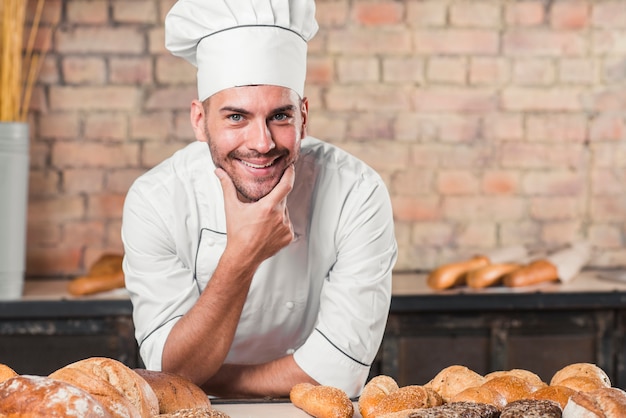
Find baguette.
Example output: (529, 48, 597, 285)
(466, 263, 521, 289)
(503, 259, 559, 287)
(290, 382, 353, 418)
(427, 255, 490, 290)
(68, 254, 125, 296)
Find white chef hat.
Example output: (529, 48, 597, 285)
(165, 0, 319, 101)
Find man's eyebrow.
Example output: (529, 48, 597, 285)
(219, 106, 251, 114)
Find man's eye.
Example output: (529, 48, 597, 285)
(228, 114, 243, 122)
(272, 113, 288, 121)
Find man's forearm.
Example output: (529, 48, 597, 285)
(201, 355, 317, 398)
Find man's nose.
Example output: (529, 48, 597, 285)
(248, 120, 275, 153)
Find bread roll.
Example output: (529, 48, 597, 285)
(134, 369, 211, 414)
(425, 365, 486, 403)
(501, 399, 562, 418)
(371, 385, 442, 416)
(503, 259, 559, 287)
(56, 357, 159, 417)
(480, 375, 533, 403)
(484, 369, 547, 392)
(290, 382, 353, 418)
(530, 385, 578, 409)
(427, 255, 490, 290)
(359, 375, 399, 418)
(0, 363, 18, 383)
(466, 263, 521, 289)
(0, 374, 111, 417)
(50, 366, 140, 418)
(450, 386, 507, 410)
(563, 387, 626, 418)
(557, 376, 609, 393)
(550, 363, 611, 388)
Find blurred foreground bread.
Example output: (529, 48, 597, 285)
(563, 387, 626, 417)
(503, 259, 559, 287)
(427, 255, 490, 290)
(51, 357, 159, 417)
(134, 369, 211, 414)
(466, 263, 521, 289)
(290, 382, 353, 418)
(0, 374, 111, 417)
(0, 363, 18, 383)
(68, 253, 125, 296)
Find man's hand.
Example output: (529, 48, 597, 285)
(215, 165, 296, 268)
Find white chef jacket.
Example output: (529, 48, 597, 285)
(121, 136, 397, 397)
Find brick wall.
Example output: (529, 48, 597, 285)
(24, 0, 626, 278)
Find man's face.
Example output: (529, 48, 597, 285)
(193, 85, 308, 202)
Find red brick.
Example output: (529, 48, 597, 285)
(591, 169, 624, 195)
(28, 170, 60, 197)
(450, 3, 501, 28)
(584, 88, 626, 112)
(158, 0, 177, 23)
(339, 141, 410, 172)
(110, 57, 154, 85)
(501, 221, 541, 245)
(483, 113, 524, 141)
(469, 57, 510, 86)
(148, 27, 167, 54)
(589, 114, 625, 141)
(306, 113, 348, 143)
(527, 114, 587, 142)
(28, 0, 62, 25)
(541, 221, 583, 244)
(56, 27, 144, 54)
(50, 86, 142, 111)
(107, 168, 147, 194)
(113, 0, 158, 24)
(443, 196, 526, 221)
(530, 197, 581, 220)
(315, 1, 350, 27)
(38, 112, 80, 139)
(173, 111, 196, 140)
(62, 57, 106, 84)
(143, 141, 189, 168)
(131, 112, 172, 141)
(26, 246, 83, 277)
(346, 115, 394, 141)
(392, 168, 435, 196)
(326, 85, 412, 112)
(505, 1, 546, 26)
(352, 2, 404, 26)
(145, 86, 198, 110)
(523, 170, 585, 195)
(29, 142, 49, 170)
(502, 87, 584, 111)
(328, 29, 412, 54)
(513, 58, 556, 86)
(63, 220, 106, 247)
(502, 143, 586, 169)
(413, 88, 498, 113)
(437, 170, 480, 195)
(456, 223, 497, 248)
(106, 219, 124, 250)
(383, 57, 425, 84)
(559, 58, 595, 84)
(155, 55, 195, 84)
(482, 171, 520, 195)
(28, 196, 85, 223)
(66, 0, 108, 24)
(592, 1, 626, 28)
(414, 29, 499, 55)
(410, 222, 454, 246)
(406, 2, 447, 27)
(306, 56, 334, 85)
(52, 142, 140, 168)
(589, 224, 622, 249)
(27, 222, 61, 247)
(503, 30, 587, 56)
(427, 57, 467, 84)
(550, 1, 590, 30)
(392, 196, 441, 221)
(87, 193, 126, 219)
(64, 169, 105, 194)
(84, 113, 129, 142)
(337, 57, 379, 83)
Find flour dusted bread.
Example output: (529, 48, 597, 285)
(0, 363, 17, 383)
(134, 369, 211, 414)
(480, 375, 534, 403)
(425, 365, 486, 403)
(562, 387, 626, 418)
(0, 374, 111, 417)
(57, 357, 159, 417)
(290, 382, 353, 418)
(50, 365, 140, 418)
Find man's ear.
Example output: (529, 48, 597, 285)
(300, 97, 309, 138)
(190, 99, 208, 142)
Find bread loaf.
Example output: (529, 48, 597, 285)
(562, 387, 626, 418)
(501, 399, 562, 418)
(0, 374, 111, 417)
(359, 375, 400, 418)
(550, 363, 611, 388)
(134, 369, 211, 414)
(55, 357, 159, 417)
(503, 259, 559, 287)
(556, 376, 608, 393)
(371, 385, 442, 416)
(68, 254, 125, 296)
(50, 366, 140, 418)
(530, 385, 578, 409)
(427, 255, 490, 290)
(0, 363, 17, 383)
(156, 408, 231, 418)
(484, 369, 547, 392)
(480, 375, 533, 403)
(466, 263, 521, 289)
(425, 365, 486, 403)
(290, 382, 353, 418)
(450, 386, 507, 410)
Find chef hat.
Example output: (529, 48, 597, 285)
(165, 0, 319, 101)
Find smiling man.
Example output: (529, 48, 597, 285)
(121, 0, 397, 399)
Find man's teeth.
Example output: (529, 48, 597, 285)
(241, 160, 274, 169)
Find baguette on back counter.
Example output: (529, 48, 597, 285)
(68, 253, 125, 296)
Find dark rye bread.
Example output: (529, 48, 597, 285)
(501, 399, 562, 418)
(406, 401, 499, 418)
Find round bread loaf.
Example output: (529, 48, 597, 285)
(57, 357, 159, 417)
(563, 387, 626, 418)
(425, 365, 486, 403)
(480, 375, 533, 403)
(359, 375, 400, 418)
(0, 363, 18, 383)
(530, 385, 577, 409)
(50, 365, 141, 418)
(484, 369, 547, 392)
(556, 375, 608, 393)
(500, 399, 562, 418)
(0, 374, 111, 417)
(550, 363, 611, 387)
(450, 385, 507, 410)
(134, 369, 211, 414)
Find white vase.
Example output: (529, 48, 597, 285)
(0, 122, 29, 300)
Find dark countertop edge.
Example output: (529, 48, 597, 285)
(0, 299, 133, 318)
